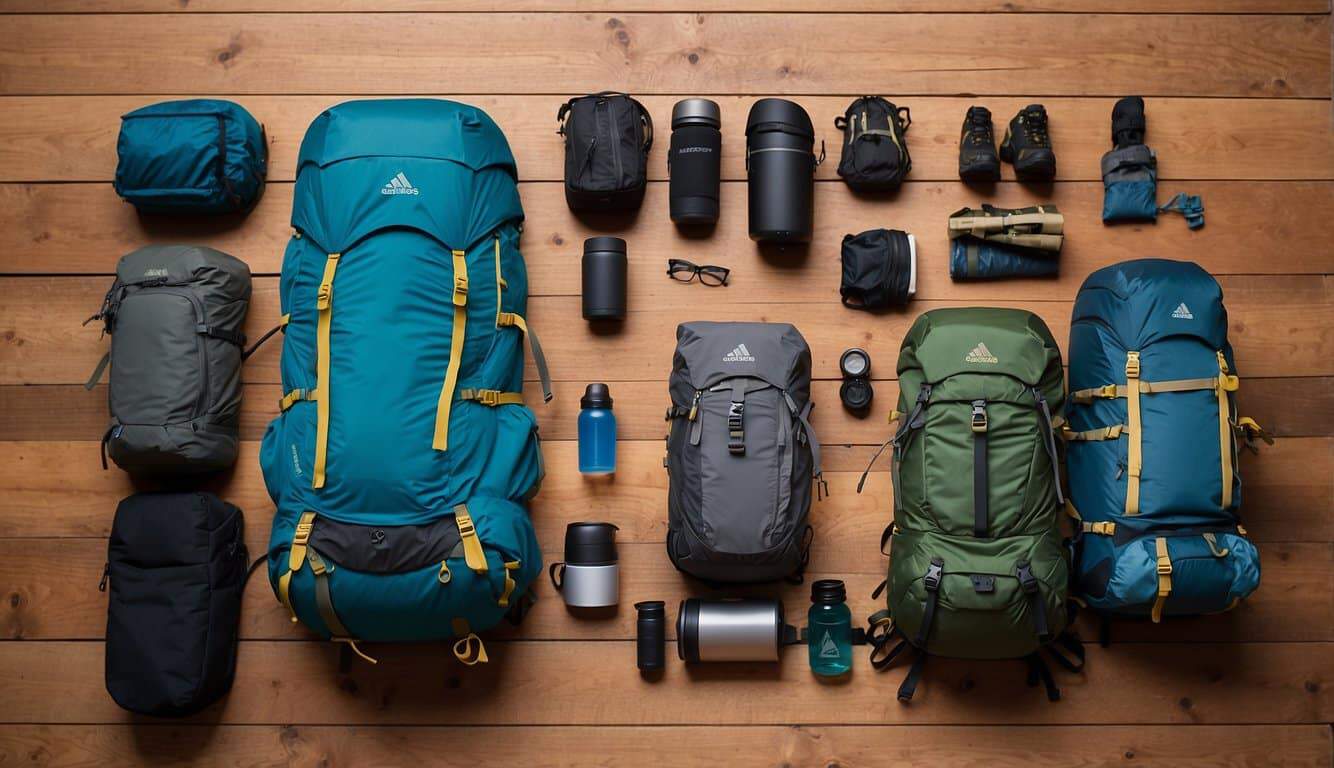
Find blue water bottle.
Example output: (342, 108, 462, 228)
(578, 383, 616, 475)
(808, 579, 853, 677)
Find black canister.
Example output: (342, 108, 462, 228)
(581, 236, 627, 320)
(669, 98, 722, 226)
(746, 99, 819, 244)
(635, 600, 667, 672)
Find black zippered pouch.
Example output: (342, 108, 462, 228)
(835, 97, 911, 192)
(558, 92, 654, 212)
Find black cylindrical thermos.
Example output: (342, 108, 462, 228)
(581, 236, 627, 320)
(635, 600, 666, 672)
(669, 99, 722, 226)
(746, 98, 818, 244)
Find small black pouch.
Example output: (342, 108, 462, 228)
(558, 92, 654, 212)
(835, 97, 911, 192)
(104, 492, 253, 717)
(841, 228, 915, 310)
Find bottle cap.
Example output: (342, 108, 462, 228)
(811, 579, 847, 604)
(583, 236, 627, 255)
(562, 521, 619, 565)
(580, 383, 613, 409)
(672, 98, 721, 130)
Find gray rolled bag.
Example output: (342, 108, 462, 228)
(85, 245, 252, 474)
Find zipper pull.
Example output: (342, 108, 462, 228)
(687, 390, 701, 421)
(98, 563, 110, 592)
(1114, 459, 1126, 480)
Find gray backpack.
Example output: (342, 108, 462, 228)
(665, 322, 824, 583)
(85, 245, 252, 474)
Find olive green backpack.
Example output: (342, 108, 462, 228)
(860, 308, 1083, 702)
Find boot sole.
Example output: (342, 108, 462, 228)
(959, 157, 1001, 182)
(1013, 149, 1056, 181)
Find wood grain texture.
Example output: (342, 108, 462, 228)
(3, 0, 1328, 12)
(6, 181, 1334, 282)
(4, 536, 1327, 642)
(0, 640, 1329, 725)
(0, 15, 1327, 97)
(0, 724, 1329, 768)
(2, 275, 1331, 385)
(3, 96, 1332, 183)
(0, 440, 1324, 546)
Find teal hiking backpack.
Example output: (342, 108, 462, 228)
(261, 99, 550, 665)
(1066, 259, 1266, 635)
(862, 308, 1083, 702)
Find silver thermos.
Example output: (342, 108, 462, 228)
(677, 598, 797, 663)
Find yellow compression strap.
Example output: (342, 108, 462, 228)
(494, 236, 506, 327)
(1072, 377, 1222, 404)
(1152, 536, 1172, 623)
(278, 511, 316, 620)
(457, 388, 524, 407)
(451, 618, 489, 665)
(279, 388, 317, 412)
(1062, 424, 1126, 442)
(433, 250, 469, 452)
(1124, 352, 1142, 515)
(499, 560, 521, 607)
(1217, 351, 1236, 510)
(313, 253, 341, 489)
(454, 504, 488, 573)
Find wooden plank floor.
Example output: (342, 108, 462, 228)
(0, 3, 1331, 766)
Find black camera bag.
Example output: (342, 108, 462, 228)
(558, 92, 654, 212)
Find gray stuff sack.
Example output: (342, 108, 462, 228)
(85, 245, 252, 475)
(664, 322, 825, 583)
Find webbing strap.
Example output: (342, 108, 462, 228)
(498, 312, 554, 403)
(914, 558, 943, 648)
(1151, 536, 1172, 623)
(277, 510, 316, 621)
(457, 388, 524, 407)
(1071, 376, 1224, 404)
(1033, 389, 1064, 505)
(454, 504, 489, 573)
(499, 560, 521, 608)
(452, 618, 489, 665)
(306, 549, 350, 638)
(279, 388, 317, 412)
(433, 250, 470, 451)
(313, 252, 341, 489)
(971, 400, 989, 537)
(897, 652, 928, 702)
(1081, 521, 1117, 536)
(1017, 561, 1050, 642)
(1217, 351, 1234, 510)
(1124, 352, 1142, 516)
(1061, 424, 1126, 442)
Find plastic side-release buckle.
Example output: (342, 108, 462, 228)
(923, 559, 944, 592)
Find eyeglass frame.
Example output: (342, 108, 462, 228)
(666, 258, 730, 286)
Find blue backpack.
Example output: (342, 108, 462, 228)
(114, 99, 267, 214)
(261, 99, 550, 665)
(1065, 259, 1268, 628)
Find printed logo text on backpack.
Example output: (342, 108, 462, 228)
(965, 342, 999, 364)
(380, 172, 419, 196)
(1171, 302, 1194, 319)
(722, 343, 755, 363)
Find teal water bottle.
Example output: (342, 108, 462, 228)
(807, 579, 853, 677)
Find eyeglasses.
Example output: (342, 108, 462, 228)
(667, 259, 730, 287)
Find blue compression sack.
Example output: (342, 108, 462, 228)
(114, 99, 267, 214)
(1101, 144, 1158, 222)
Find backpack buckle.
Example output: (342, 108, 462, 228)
(971, 401, 988, 433)
(1016, 562, 1039, 594)
(1125, 351, 1141, 379)
(293, 521, 313, 546)
(923, 559, 943, 592)
(727, 401, 745, 455)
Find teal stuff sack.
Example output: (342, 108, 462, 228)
(115, 99, 267, 214)
(1101, 144, 1158, 222)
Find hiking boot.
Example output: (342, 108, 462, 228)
(1000, 104, 1056, 181)
(958, 106, 1000, 183)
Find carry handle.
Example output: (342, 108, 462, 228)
(548, 561, 566, 590)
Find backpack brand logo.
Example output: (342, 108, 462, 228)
(380, 172, 419, 196)
(1171, 302, 1194, 320)
(965, 342, 998, 364)
(143, 267, 169, 279)
(722, 343, 755, 363)
(818, 632, 841, 659)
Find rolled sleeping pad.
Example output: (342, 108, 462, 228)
(950, 239, 1059, 280)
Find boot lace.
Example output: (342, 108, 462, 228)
(1023, 109, 1050, 146)
(966, 111, 992, 146)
